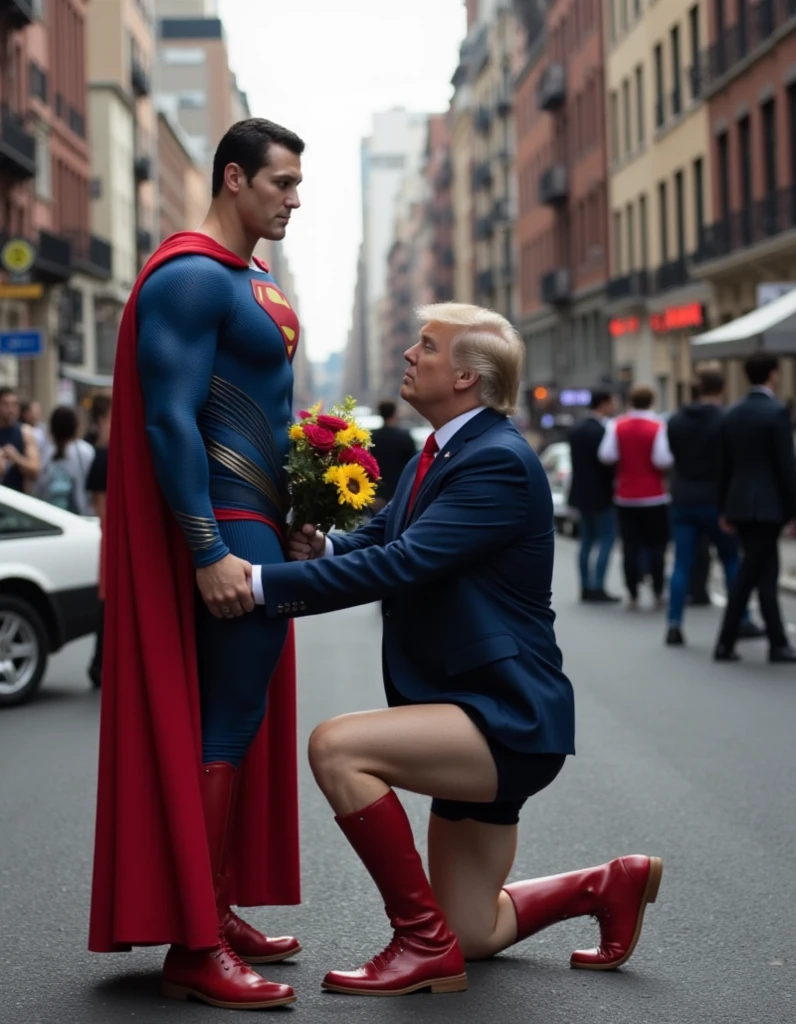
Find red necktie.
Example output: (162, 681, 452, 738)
(407, 434, 439, 513)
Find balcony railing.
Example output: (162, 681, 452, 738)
(541, 268, 571, 305)
(688, 63, 703, 101)
(64, 230, 113, 281)
(35, 230, 72, 283)
(68, 107, 85, 139)
(538, 62, 566, 113)
(492, 197, 511, 223)
(475, 215, 494, 241)
(654, 257, 690, 291)
(0, 106, 36, 180)
(702, 0, 796, 91)
(131, 59, 151, 98)
(476, 268, 495, 294)
(539, 164, 568, 206)
(0, 0, 35, 29)
(471, 161, 492, 191)
(694, 187, 796, 263)
(495, 88, 512, 117)
(606, 270, 651, 302)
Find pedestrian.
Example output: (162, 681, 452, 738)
(567, 388, 620, 603)
(0, 386, 40, 493)
(86, 394, 112, 689)
(369, 399, 417, 512)
(33, 406, 95, 515)
(714, 353, 796, 663)
(598, 384, 673, 610)
(88, 118, 305, 1011)
(665, 370, 764, 646)
(254, 303, 662, 998)
(19, 399, 48, 454)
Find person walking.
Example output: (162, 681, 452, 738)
(369, 399, 417, 513)
(0, 386, 40, 493)
(665, 370, 764, 646)
(33, 406, 95, 515)
(567, 389, 619, 602)
(598, 385, 672, 610)
(86, 395, 112, 688)
(714, 353, 796, 663)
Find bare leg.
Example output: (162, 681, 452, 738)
(428, 814, 520, 960)
(308, 704, 499, 815)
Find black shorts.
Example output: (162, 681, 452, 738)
(384, 677, 567, 826)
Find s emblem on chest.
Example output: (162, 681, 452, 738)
(251, 280, 301, 362)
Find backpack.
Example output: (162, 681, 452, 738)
(43, 459, 78, 513)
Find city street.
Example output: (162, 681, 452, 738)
(1, 538, 794, 1024)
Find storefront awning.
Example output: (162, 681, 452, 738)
(59, 366, 113, 388)
(691, 288, 796, 359)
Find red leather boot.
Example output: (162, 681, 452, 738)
(219, 770, 302, 964)
(161, 762, 296, 1009)
(321, 790, 467, 997)
(504, 855, 663, 970)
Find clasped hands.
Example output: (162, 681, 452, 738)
(195, 524, 325, 618)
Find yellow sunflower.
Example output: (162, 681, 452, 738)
(335, 424, 371, 448)
(324, 464, 377, 510)
(289, 424, 305, 442)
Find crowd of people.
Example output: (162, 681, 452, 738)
(0, 385, 111, 685)
(566, 352, 796, 664)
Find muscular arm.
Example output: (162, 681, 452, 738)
(137, 257, 234, 567)
(258, 446, 533, 616)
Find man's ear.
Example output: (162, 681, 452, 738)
(454, 369, 480, 392)
(224, 162, 243, 194)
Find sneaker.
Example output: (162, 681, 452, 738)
(665, 626, 684, 646)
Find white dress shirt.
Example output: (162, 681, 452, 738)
(251, 406, 487, 604)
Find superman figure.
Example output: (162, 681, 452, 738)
(89, 120, 305, 1011)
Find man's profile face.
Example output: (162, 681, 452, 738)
(233, 144, 302, 242)
(0, 391, 19, 427)
(401, 322, 459, 411)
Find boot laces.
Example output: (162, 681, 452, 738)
(211, 931, 247, 972)
(371, 934, 404, 971)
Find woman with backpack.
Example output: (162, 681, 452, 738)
(34, 405, 95, 515)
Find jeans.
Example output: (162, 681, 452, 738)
(668, 505, 741, 626)
(578, 508, 616, 591)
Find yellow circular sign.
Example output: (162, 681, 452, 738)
(1, 238, 36, 275)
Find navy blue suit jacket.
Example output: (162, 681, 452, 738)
(260, 409, 575, 755)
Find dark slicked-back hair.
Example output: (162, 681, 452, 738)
(744, 351, 779, 386)
(211, 118, 305, 198)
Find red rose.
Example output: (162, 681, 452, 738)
(302, 424, 336, 452)
(297, 409, 313, 420)
(316, 414, 349, 432)
(339, 446, 381, 479)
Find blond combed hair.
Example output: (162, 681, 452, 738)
(416, 303, 525, 416)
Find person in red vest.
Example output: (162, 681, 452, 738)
(598, 384, 673, 609)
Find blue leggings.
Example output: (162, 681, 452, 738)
(196, 519, 289, 767)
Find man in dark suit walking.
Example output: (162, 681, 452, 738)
(369, 399, 417, 512)
(567, 389, 619, 602)
(715, 353, 796, 662)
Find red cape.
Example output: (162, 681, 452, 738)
(89, 233, 300, 953)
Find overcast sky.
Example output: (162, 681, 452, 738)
(218, 0, 467, 364)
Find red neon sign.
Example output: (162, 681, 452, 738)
(650, 302, 704, 334)
(609, 316, 640, 337)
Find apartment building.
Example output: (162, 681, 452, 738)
(605, 0, 713, 410)
(514, 0, 611, 405)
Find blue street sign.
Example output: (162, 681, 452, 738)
(0, 330, 43, 357)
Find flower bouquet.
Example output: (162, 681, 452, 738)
(286, 396, 381, 533)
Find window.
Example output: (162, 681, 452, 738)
(789, 84, 796, 191)
(671, 25, 682, 116)
(34, 125, 51, 200)
(762, 99, 777, 202)
(654, 43, 664, 128)
(622, 78, 631, 154)
(688, 5, 701, 100)
(693, 157, 705, 251)
(674, 169, 685, 258)
(640, 193, 649, 267)
(161, 47, 206, 65)
(29, 60, 47, 103)
(610, 91, 619, 161)
(613, 209, 623, 274)
(738, 115, 752, 243)
(626, 202, 636, 270)
(178, 90, 206, 109)
(0, 504, 60, 539)
(635, 64, 644, 146)
(621, 0, 628, 32)
(717, 131, 730, 218)
(658, 180, 669, 262)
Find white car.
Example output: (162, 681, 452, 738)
(539, 442, 579, 536)
(0, 485, 100, 707)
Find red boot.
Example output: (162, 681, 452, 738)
(161, 762, 296, 1009)
(504, 855, 663, 970)
(219, 770, 302, 964)
(321, 790, 467, 997)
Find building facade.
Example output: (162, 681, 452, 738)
(424, 113, 455, 305)
(0, 0, 112, 410)
(514, 0, 612, 414)
(605, 0, 714, 410)
(690, 0, 796, 400)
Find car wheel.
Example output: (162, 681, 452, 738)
(0, 595, 49, 708)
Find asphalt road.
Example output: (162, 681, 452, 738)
(1, 539, 795, 1024)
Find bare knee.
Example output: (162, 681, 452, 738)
(444, 910, 500, 961)
(308, 717, 355, 787)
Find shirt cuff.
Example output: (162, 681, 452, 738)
(325, 536, 334, 557)
(251, 566, 265, 605)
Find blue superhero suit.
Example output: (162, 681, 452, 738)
(137, 254, 300, 765)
